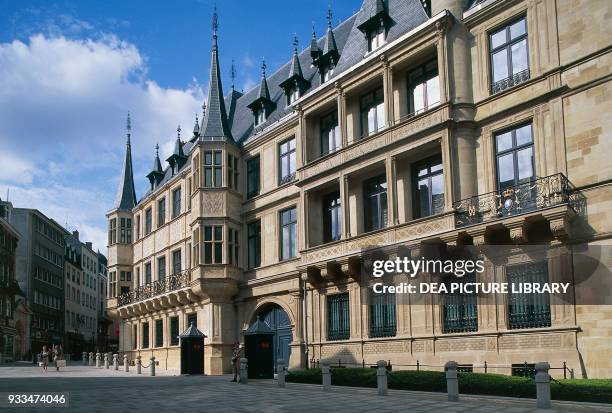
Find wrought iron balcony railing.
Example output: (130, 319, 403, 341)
(491, 68, 530, 94)
(117, 269, 191, 307)
(453, 173, 578, 228)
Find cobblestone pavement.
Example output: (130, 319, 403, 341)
(0, 363, 609, 412)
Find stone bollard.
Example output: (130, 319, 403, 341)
(150, 356, 156, 376)
(277, 358, 286, 388)
(321, 362, 331, 391)
(123, 355, 129, 372)
(95, 353, 101, 368)
(376, 360, 388, 396)
(136, 356, 142, 374)
(88, 352, 94, 366)
(104, 353, 109, 369)
(535, 362, 551, 409)
(82, 352, 87, 366)
(113, 354, 118, 370)
(445, 361, 459, 402)
(239, 358, 248, 384)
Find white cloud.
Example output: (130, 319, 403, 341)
(0, 33, 206, 253)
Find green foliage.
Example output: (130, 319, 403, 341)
(285, 368, 612, 403)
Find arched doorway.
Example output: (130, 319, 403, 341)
(256, 304, 292, 372)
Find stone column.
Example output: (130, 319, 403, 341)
(150, 356, 156, 376)
(239, 358, 248, 384)
(321, 362, 331, 391)
(104, 353, 109, 369)
(535, 362, 551, 409)
(136, 355, 142, 374)
(377, 360, 388, 396)
(296, 105, 306, 167)
(88, 352, 94, 366)
(277, 358, 286, 388)
(113, 354, 118, 370)
(445, 361, 459, 402)
(386, 156, 397, 225)
(340, 175, 351, 239)
(336, 82, 347, 148)
(124, 355, 129, 372)
(95, 353, 100, 368)
(381, 55, 394, 127)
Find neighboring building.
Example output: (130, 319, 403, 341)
(0, 197, 22, 361)
(97, 252, 117, 352)
(107, 0, 612, 378)
(64, 232, 85, 356)
(80, 240, 99, 349)
(11, 208, 68, 354)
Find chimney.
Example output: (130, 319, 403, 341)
(73, 230, 79, 240)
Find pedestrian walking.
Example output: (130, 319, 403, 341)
(53, 345, 65, 371)
(231, 342, 241, 382)
(40, 345, 50, 372)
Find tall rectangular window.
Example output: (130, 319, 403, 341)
(327, 293, 350, 341)
(142, 322, 150, 349)
(280, 207, 297, 260)
(108, 218, 116, 245)
(320, 112, 340, 156)
(412, 156, 444, 219)
(157, 256, 166, 281)
(247, 220, 261, 269)
(155, 319, 163, 347)
(172, 187, 181, 218)
(363, 175, 388, 232)
(408, 59, 440, 116)
(246, 156, 260, 199)
(187, 313, 197, 328)
(495, 123, 534, 192)
(126, 218, 132, 243)
(507, 262, 551, 329)
(370, 291, 396, 338)
(170, 316, 179, 345)
(132, 324, 137, 349)
(172, 250, 181, 275)
(204, 150, 222, 187)
(323, 192, 342, 243)
(228, 154, 239, 190)
(157, 198, 166, 227)
(203, 226, 223, 264)
(228, 228, 240, 266)
(442, 273, 478, 333)
(144, 262, 152, 284)
(368, 25, 386, 51)
(360, 88, 385, 137)
(279, 138, 296, 185)
(135, 215, 141, 240)
(120, 217, 126, 243)
(145, 208, 152, 235)
(490, 16, 529, 94)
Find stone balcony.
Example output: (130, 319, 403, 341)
(452, 173, 583, 244)
(110, 268, 238, 318)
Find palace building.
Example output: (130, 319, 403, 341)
(106, 0, 612, 377)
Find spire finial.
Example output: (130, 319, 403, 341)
(292, 34, 299, 53)
(155, 143, 159, 156)
(201, 102, 206, 118)
(126, 112, 132, 145)
(261, 58, 266, 77)
(312, 23, 317, 39)
(230, 59, 236, 90)
(176, 124, 181, 140)
(212, 5, 218, 37)
(327, 6, 333, 28)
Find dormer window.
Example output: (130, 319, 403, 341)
(255, 106, 267, 126)
(368, 24, 386, 52)
(288, 86, 300, 105)
(321, 65, 333, 83)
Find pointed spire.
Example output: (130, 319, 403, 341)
(193, 113, 200, 136)
(167, 125, 188, 172)
(153, 144, 163, 173)
(112, 112, 138, 211)
(257, 58, 270, 101)
(323, 6, 338, 57)
(290, 35, 303, 77)
(200, 7, 233, 142)
(280, 35, 309, 94)
(230, 59, 236, 91)
(310, 24, 320, 59)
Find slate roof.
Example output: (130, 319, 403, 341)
(242, 316, 275, 336)
(112, 115, 138, 212)
(131, 0, 429, 206)
(180, 322, 207, 338)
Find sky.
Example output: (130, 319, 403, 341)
(0, 0, 360, 253)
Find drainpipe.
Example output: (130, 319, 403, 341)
(302, 276, 309, 369)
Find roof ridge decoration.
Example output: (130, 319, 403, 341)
(167, 124, 188, 174)
(311, 7, 340, 74)
(146, 143, 164, 189)
(199, 6, 234, 143)
(279, 35, 310, 98)
(247, 58, 276, 115)
(112, 112, 138, 211)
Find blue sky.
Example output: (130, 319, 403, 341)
(0, 0, 359, 252)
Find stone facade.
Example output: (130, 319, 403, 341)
(107, 0, 612, 378)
